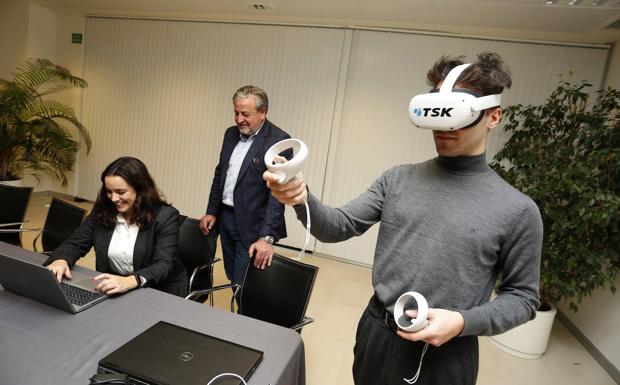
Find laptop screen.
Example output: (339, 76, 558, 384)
(98, 321, 263, 385)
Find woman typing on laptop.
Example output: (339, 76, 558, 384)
(45, 157, 188, 297)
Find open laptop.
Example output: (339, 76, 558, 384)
(98, 321, 263, 385)
(0, 250, 107, 313)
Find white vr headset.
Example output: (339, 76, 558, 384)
(409, 63, 502, 131)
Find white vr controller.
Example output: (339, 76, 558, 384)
(394, 291, 429, 332)
(264, 138, 308, 184)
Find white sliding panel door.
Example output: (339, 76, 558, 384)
(317, 29, 609, 265)
(80, 17, 346, 250)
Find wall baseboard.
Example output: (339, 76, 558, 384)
(276, 244, 373, 269)
(311, 251, 372, 269)
(557, 309, 620, 384)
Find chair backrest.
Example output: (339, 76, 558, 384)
(40, 198, 86, 252)
(176, 216, 218, 292)
(239, 253, 318, 329)
(0, 184, 33, 247)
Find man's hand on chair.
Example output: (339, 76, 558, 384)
(249, 239, 274, 269)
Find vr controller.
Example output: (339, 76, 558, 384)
(264, 138, 308, 184)
(394, 291, 429, 332)
(409, 63, 502, 131)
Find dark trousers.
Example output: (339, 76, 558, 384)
(218, 205, 250, 285)
(353, 295, 479, 385)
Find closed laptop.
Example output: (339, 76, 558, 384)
(98, 321, 263, 385)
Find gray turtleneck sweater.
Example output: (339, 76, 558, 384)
(294, 154, 543, 336)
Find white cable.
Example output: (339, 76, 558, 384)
(206, 372, 247, 385)
(291, 198, 311, 261)
(403, 342, 429, 384)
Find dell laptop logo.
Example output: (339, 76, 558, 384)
(179, 352, 194, 362)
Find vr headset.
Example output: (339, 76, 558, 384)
(409, 63, 502, 131)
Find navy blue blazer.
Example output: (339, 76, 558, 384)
(206, 119, 290, 246)
(47, 205, 188, 297)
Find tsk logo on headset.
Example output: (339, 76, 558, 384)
(411, 107, 454, 117)
(409, 63, 502, 131)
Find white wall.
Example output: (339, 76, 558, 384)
(0, 0, 29, 78)
(27, 2, 56, 61)
(604, 39, 620, 89)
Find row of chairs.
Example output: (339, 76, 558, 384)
(0, 184, 86, 253)
(0, 184, 318, 332)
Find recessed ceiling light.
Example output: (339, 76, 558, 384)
(544, 0, 557, 4)
(568, 0, 582, 5)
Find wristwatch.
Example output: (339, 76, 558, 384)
(260, 235, 275, 245)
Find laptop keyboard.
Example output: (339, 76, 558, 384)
(60, 282, 104, 306)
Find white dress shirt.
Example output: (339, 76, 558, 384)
(221, 125, 263, 207)
(107, 214, 139, 275)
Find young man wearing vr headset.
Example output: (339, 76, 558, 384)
(264, 52, 543, 385)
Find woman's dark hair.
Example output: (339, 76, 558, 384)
(426, 52, 512, 96)
(91, 157, 168, 227)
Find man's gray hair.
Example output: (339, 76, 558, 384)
(233, 85, 269, 112)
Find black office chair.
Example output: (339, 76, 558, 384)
(32, 197, 86, 254)
(188, 253, 318, 332)
(0, 184, 36, 247)
(177, 216, 220, 305)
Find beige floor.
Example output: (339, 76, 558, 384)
(21, 194, 616, 385)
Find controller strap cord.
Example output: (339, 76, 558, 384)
(403, 342, 429, 384)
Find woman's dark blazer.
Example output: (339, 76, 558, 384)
(46, 205, 188, 297)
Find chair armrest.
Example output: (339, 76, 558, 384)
(291, 316, 314, 332)
(185, 283, 240, 312)
(0, 221, 28, 228)
(0, 228, 41, 233)
(188, 258, 221, 289)
(32, 232, 43, 252)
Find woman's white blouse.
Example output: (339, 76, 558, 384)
(107, 214, 139, 275)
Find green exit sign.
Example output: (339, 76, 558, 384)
(71, 33, 82, 44)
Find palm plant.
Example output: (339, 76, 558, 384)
(0, 58, 91, 185)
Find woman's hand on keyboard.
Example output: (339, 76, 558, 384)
(47, 259, 72, 283)
(93, 273, 138, 294)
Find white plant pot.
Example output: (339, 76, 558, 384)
(0, 179, 24, 187)
(489, 304, 557, 359)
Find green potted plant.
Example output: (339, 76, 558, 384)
(0, 58, 91, 185)
(488, 79, 620, 358)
